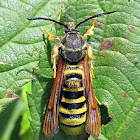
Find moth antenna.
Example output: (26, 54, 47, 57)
(28, 17, 68, 29)
(75, 11, 117, 29)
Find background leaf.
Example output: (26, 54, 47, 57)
(0, 0, 140, 140)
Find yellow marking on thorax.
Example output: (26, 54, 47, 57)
(61, 96, 86, 103)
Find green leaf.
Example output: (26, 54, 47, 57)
(0, 96, 20, 112)
(0, 95, 25, 140)
(0, 0, 140, 140)
(20, 82, 32, 136)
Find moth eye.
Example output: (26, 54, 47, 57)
(58, 47, 61, 51)
(83, 47, 87, 51)
(58, 47, 64, 52)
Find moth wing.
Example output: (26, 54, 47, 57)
(43, 55, 65, 137)
(82, 55, 101, 139)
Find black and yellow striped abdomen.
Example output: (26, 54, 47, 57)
(59, 64, 87, 135)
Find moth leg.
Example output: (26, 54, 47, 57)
(44, 29, 60, 78)
(83, 19, 96, 39)
(87, 44, 95, 79)
(51, 42, 60, 78)
(44, 29, 60, 41)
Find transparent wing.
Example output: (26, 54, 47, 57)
(43, 55, 65, 137)
(82, 55, 100, 139)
